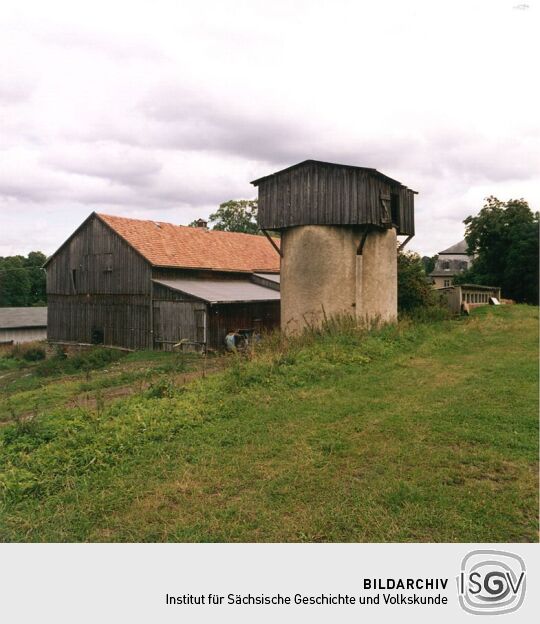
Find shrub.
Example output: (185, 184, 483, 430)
(35, 347, 125, 377)
(144, 378, 176, 398)
(398, 251, 444, 314)
(4, 342, 47, 362)
(22, 346, 46, 362)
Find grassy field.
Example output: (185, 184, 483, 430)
(0, 305, 538, 542)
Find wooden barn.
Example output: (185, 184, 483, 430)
(44, 213, 280, 351)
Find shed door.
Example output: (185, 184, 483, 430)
(195, 309, 206, 344)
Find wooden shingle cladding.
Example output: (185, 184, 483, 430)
(252, 160, 415, 236)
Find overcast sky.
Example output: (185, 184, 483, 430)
(0, 0, 538, 257)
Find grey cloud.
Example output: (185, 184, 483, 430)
(137, 87, 539, 188)
(44, 145, 163, 188)
(137, 88, 317, 163)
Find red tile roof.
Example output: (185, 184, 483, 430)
(97, 213, 280, 273)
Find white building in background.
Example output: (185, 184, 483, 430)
(0, 307, 47, 344)
(429, 240, 472, 289)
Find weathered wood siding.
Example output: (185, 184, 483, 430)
(256, 161, 415, 235)
(47, 294, 151, 350)
(47, 215, 151, 295)
(153, 301, 204, 350)
(152, 268, 258, 282)
(46, 215, 152, 349)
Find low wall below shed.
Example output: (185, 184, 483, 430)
(0, 327, 47, 345)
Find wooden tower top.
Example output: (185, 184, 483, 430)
(252, 160, 416, 236)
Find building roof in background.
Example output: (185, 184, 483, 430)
(439, 240, 469, 255)
(460, 283, 500, 290)
(98, 214, 280, 273)
(0, 307, 47, 329)
(429, 269, 462, 277)
(153, 278, 280, 304)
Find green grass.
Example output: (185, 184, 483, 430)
(0, 305, 538, 542)
(0, 348, 203, 422)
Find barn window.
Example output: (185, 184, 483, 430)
(71, 269, 78, 293)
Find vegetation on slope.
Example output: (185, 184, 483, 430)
(0, 306, 538, 542)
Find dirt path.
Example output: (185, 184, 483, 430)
(73, 362, 227, 409)
(15, 361, 229, 417)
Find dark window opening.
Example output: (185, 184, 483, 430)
(91, 327, 104, 345)
(71, 269, 77, 293)
(390, 193, 400, 227)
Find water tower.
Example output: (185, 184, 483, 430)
(251, 160, 416, 333)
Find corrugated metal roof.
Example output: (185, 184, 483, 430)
(153, 279, 280, 304)
(253, 273, 280, 283)
(0, 307, 47, 329)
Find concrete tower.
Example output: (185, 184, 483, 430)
(251, 160, 416, 334)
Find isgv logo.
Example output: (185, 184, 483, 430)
(457, 550, 526, 615)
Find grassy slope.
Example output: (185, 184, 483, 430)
(0, 305, 537, 542)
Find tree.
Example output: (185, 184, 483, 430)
(397, 251, 439, 312)
(25, 251, 47, 306)
(421, 255, 437, 275)
(208, 199, 259, 234)
(0, 256, 31, 306)
(460, 196, 539, 304)
(0, 251, 47, 307)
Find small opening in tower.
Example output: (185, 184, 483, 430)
(390, 193, 400, 227)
